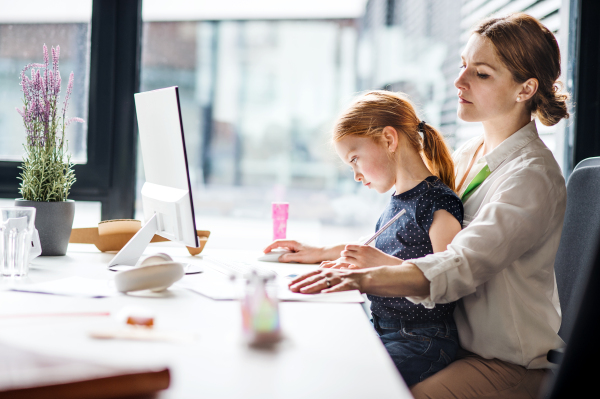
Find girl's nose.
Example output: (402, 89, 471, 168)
(354, 172, 362, 182)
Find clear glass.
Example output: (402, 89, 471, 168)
(0, 0, 92, 163)
(0, 207, 36, 277)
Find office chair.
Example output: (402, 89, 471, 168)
(542, 228, 600, 397)
(552, 163, 600, 340)
(542, 162, 600, 397)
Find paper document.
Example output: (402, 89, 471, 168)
(177, 271, 364, 303)
(7, 277, 118, 298)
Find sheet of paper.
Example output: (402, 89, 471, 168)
(177, 271, 364, 303)
(7, 277, 118, 298)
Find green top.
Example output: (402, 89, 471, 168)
(461, 165, 491, 202)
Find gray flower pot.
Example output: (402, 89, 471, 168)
(15, 199, 75, 256)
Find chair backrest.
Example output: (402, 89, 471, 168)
(553, 164, 600, 339)
(573, 156, 600, 171)
(544, 213, 600, 398)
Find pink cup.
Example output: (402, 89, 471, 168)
(272, 203, 289, 241)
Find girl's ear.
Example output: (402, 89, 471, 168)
(382, 126, 399, 153)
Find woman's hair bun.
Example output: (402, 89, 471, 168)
(534, 82, 570, 127)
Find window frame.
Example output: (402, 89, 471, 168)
(563, 0, 600, 177)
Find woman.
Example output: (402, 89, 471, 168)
(264, 13, 569, 398)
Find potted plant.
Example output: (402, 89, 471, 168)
(15, 44, 84, 256)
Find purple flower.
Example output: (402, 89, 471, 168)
(16, 44, 84, 149)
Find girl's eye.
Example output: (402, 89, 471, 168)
(459, 65, 466, 69)
(350, 157, 357, 164)
(477, 72, 490, 79)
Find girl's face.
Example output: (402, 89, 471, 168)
(334, 135, 396, 194)
(455, 34, 524, 123)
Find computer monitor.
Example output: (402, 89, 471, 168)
(108, 86, 199, 270)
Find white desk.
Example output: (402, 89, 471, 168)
(0, 243, 411, 399)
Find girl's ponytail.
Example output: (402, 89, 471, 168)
(421, 123, 455, 191)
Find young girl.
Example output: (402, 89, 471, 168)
(291, 90, 463, 386)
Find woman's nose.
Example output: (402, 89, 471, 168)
(354, 172, 362, 182)
(455, 68, 468, 91)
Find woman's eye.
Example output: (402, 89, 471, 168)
(350, 157, 357, 164)
(477, 72, 490, 79)
(459, 65, 466, 69)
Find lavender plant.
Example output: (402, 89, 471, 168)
(16, 44, 84, 202)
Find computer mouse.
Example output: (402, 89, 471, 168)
(257, 248, 292, 262)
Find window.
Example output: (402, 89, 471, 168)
(139, 1, 384, 240)
(0, 0, 92, 163)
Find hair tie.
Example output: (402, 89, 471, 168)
(418, 120, 426, 132)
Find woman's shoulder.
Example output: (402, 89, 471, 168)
(505, 138, 566, 191)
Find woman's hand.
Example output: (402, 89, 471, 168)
(288, 268, 367, 294)
(262, 240, 343, 264)
(332, 245, 403, 269)
(289, 262, 431, 297)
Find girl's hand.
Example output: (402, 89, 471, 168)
(262, 240, 328, 264)
(338, 245, 403, 269)
(288, 268, 367, 294)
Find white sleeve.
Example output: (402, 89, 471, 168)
(406, 165, 564, 308)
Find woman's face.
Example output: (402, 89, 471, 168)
(455, 34, 523, 123)
(334, 135, 396, 194)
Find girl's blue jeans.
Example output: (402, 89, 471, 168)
(371, 313, 459, 387)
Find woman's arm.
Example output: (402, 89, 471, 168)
(407, 165, 565, 306)
(288, 263, 430, 296)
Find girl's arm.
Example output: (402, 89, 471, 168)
(323, 209, 461, 269)
(263, 240, 346, 264)
(429, 209, 462, 253)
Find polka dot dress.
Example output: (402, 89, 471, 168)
(369, 176, 464, 322)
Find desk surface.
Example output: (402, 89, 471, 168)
(0, 243, 411, 399)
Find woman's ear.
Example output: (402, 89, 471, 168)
(517, 78, 538, 102)
(382, 126, 399, 153)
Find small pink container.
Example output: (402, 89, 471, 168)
(272, 202, 289, 241)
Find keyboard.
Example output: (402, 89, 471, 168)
(203, 257, 277, 277)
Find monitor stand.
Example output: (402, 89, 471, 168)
(107, 214, 203, 274)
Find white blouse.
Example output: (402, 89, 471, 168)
(408, 120, 565, 369)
